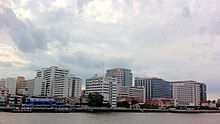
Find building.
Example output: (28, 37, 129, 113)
(85, 74, 117, 107)
(106, 68, 132, 86)
(0, 77, 16, 95)
(33, 77, 47, 96)
(25, 79, 35, 96)
(135, 77, 171, 99)
(119, 86, 146, 103)
(36, 66, 70, 97)
(200, 83, 207, 101)
(63, 75, 82, 98)
(171, 81, 205, 106)
(16, 76, 27, 95)
(146, 98, 177, 109)
(0, 87, 9, 97)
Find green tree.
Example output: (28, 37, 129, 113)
(117, 101, 130, 108)
(88, 92, 103, 107)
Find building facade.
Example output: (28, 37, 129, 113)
(36, 66, 70, 97)
(85, 74, 117, 107)
(0, 87, 9, 97)
(135, 77, 171, 99)
(0, 77, 16, 95)
(25, 79, 35, 96)
(106, 68, 132, 86)
(171, 81, 205, 106)
(16, 76, 27, 95)
(200, 83, 207, 101)
(33, 77, 47, 96)
(119, 86, 146, 102)
(63, 75, 82, 98)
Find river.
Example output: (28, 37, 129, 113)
(0, 112, 220, 124)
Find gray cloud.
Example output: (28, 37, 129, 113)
(0, 61, 14, 68)
(0, 0, 220, 99)
(0, 6, 47, 52)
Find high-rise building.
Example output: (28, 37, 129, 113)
(200, 83, 207, 101)
(36, 66, 70, 97)
(16, 76, 27, 95)
(171, 80, 206, 106)
(106, 68, 132, 86)
(34, 77, 47, 96)
(25, 79, 35, 96)
(0, 77, 16, 95)
(135, 77, 171, 99)
(63, 75, 82, 98)
(85, 74, 117, 107)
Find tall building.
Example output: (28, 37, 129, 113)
(119, 86, 146, 102)
(85, 74, 117, 107)
(25, 79, 35, 96)
(106, 68, 132, 86)
(171, 80, 206, 106)
(135, 77, 171, 99)
(34, 77, 47, 96)
(0, 77, 16, 95)
(16, 76, 27, 95)
(200, 83, 207, 101)
(36, 66, 70, 97)
(63, 75, 82, 98)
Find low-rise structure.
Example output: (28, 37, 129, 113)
(119, 86, 146, 103)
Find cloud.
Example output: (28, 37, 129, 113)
(0, 5, 47, 52)
(0, 0, 220, 99)
(0, 61, 14, 68)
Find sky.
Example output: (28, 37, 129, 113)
(0, 0, 220, 100)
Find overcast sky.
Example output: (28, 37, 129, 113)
(0, 0, 220, 100)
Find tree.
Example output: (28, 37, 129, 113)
(88, 92, 103, 107)
(117, 101, 130, 108)
(131, 99, 139, 105)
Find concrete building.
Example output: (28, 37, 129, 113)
(171, 81, 205, 106)
(85, 74, 117, 107)
(119, 86, 146, 102)
(36, 66, 70, 97)
(16, 76, 27, 95)
(0, 87, 9, 97)
(63, 75, 82, 98)
(106, 68, 132, 86)
(200, 83, 207, 101)
(33, 77, 47, 96)
(25, 79, 35, 96)
(0, 77, 16, 95)
(135, 77, 171, 99)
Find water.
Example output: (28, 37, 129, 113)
(0, 112, 220, 124)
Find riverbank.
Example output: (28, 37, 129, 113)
(1, 107, 220, 113)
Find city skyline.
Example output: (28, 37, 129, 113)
(0, 0, 220, 100)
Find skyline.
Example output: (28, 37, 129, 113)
(0, 0, 220, 100)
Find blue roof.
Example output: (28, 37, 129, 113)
(26, 97, 55, 102)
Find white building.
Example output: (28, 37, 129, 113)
(85, 74, 117, 107)
(36, 66, 69, 97)
(0, 77, 16, 95)
(34, 77, 47, 96)
(171, 81, 202, 106)
(63, 75, 82, 98)
(119, 86, 146, 102)
(25, 79, 35, 96)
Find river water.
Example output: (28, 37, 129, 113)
(0, 112, 220, 124)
